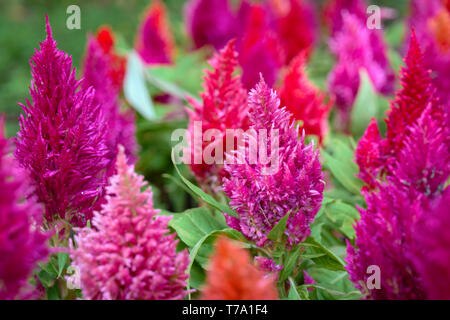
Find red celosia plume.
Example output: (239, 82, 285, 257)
(278, 52, 332, 143)
(95, 25, 127, 89)
(186, 39, 248, 190)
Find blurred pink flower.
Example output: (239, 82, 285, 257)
(0, 117, 49, 300)
(136, 0, 174, 65)
(185, 0, 240, 50)
(83, 34, 137, 169)
(327, 11, 395, 126)
(71, 147, 190, 300)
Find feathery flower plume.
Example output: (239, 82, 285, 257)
(414, 188, 450, 300)
(255, 256, 284, 274)
(71, 147, 190, 300)
(0, 117, 49, 300)
(346, 184, 427, 300)
(239, 4, 284, 89)
(136, 0, 174, 65)
(323, 0, 367, 35)
(82, 34, 137, 167)
(347, 102, 449, 300)
(388, 104, 449, 199)
(270, 0, 318, 62)
(384, 30, 437, 161)
(95, 26, 127, 89)
(185, 0, 238, 50)
(15, 17, 109, 227)
(355, 31, 441, 189)
(201, 237, 278, 300)
(327, 11, 395, 125)
(279, 52, 332, 143)
(354, 118, 384, 190)
(223, 78, 324, 247)
(186, 40, 248, 190)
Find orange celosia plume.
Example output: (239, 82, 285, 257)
(428, 8, 450, 53)
(201, 237, 278, 300)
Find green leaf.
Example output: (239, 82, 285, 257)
(146, 68, 199, 102)
(57, 252, 69, 277)
(267, 210, 292, 241)
(123, 51, 155, 120)
(324, 201, 360, 239)
(302, 236, 346, 271)
(171, 151, 238, 218)
(287, 277, 302, 300)
(169, 207, 225, 247)
(37, 269, 55, 288)
(47, 283, 61, 300)
(308, 268, 362, 300)
(146, 51, 207, 100)
(321, 149, 363, 195)
(351, 69, 379, 139)
(279, 246, 302, 281)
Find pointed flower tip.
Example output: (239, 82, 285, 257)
(96, 25, 115, 53)
(115, 144, 128, 171)
(45, 15, 53, 39)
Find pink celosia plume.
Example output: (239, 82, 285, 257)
(327, 11, 395, 126)
(223, 77, 324, 247)
(71, 147, 190, 300)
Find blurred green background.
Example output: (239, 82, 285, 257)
(0, 0, 409, 136)
(0, 0, 189, 136)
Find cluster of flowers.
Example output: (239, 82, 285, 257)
(347, 31, 450, 299)
(1, 0, 449, 301)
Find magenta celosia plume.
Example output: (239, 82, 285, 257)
(223, 77, 324, 247)
(186, 40, 248, 190)
(71, 147, 190, 300)
(348, 32, 449, 299)
(83, 34, 137, 168)
(327, 11, 395, 126)
(0, 117, 49, 300)
(136, 0, 174, 65)
(347, 106, 449, 299)
(323, 0, 367, 35)
(414, 188, 450, 300)
(278, 52, 332, 143)
(15, 17, 110, 227)
(185, 0, 239, 50)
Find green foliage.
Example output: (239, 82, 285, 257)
(124, 51, 156, 120)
